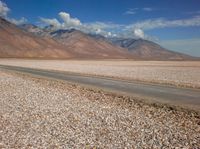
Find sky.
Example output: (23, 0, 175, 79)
(0, 0, 200, 56)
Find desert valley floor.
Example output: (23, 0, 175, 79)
(0, 60, 200, 148)
(0, 59, 200, 88)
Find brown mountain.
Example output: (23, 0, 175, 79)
(0, 17, 75, 58)
(109, 38, 194, 60)
(2, 17, 196, 60)
(0, 17, 131, 59)
(50, 29, 131, 58)
(24, 25, 194, 61)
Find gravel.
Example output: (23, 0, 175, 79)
(0, 59, 200, 88)
(0, 69, 200, 148)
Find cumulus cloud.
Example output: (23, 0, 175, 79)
(40, 12, 82, 30)
(126, 16, 200, 30)
(0, 0, 9, 17)
(59, 12, 81, 27)
(133, 28, 145, 38)
(41, 12, 83, 30)
(0, 0, 27, 25)
(40, 18, 61, 29)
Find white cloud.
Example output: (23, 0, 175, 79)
(124, 8, 138, 15)
(40, 12, 122, 37)
(83, 22, 122, 36)
(41, 12, 82, 30)
(143, 7, 153, 11)
(84, 23, 119, 37)
(0, 1, 27, 25)
(86, 22, 121, 30)
(40, 11, 200, 40)
(133, 28, 145, 38)
(59, 12, 81, 27)
(40, 18, 61, 29)
(121, 28, 158, 40)
(124, 7, 154, 15)
(107, 32, 112, 37)
(126, 16, 200, 30)
(95, 28, 102, 34)
(0, 0, 9, 17)
(123, 15, 200, 40)
(8, 17, 27, 25)
(112, 34, 117, 37)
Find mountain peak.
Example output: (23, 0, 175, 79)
(109, 38, 193, 60)
(50, 29, 78, 37)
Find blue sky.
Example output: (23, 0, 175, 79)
(0, 0, 200, 56)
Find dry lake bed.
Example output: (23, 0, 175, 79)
(0, 59, 200, 88)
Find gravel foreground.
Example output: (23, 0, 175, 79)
(0, 70, 200, 148)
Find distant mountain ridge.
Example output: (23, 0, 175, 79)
(19, 23, 197, 60)
(108, 38, 193, 60)
(0, 18, 197, 60)
(0, 17, 131, 59)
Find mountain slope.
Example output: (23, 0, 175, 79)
(19, 24, 48, 36)
(0, 18, 131, 59)
(50, 29, 132, 58)
(0, 17, 76, 58)
(109, 38, 193, 60)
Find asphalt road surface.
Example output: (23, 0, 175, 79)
(0, 64, 200, 112)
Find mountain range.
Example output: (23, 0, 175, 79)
(0, 17, 130, 59)
(0, 17, 196, 60)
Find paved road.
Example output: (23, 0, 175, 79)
(0, 64, 200, 111)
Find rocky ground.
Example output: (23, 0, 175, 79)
(0, 69, 200, 148)
(0, 59, 200, 88)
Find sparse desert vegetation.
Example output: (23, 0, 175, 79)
(0, 59, 200, 88)
(0, 70, 199, 148)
